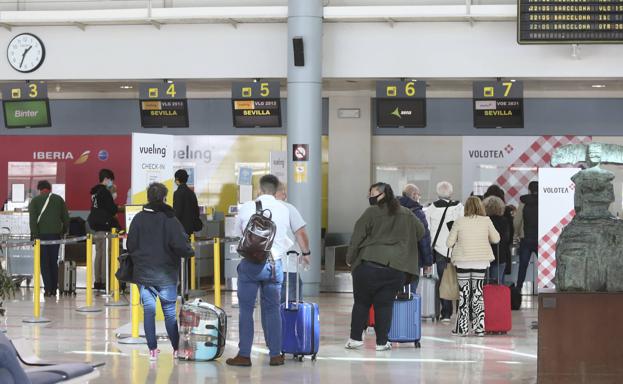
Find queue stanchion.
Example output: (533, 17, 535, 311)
(77, 234, 102, 313)
(213, 237, 222, 308)
(117, 283, 145, 344)
(23, 239, 51, 324)
(105, 229, 127, 307)
(102, 231, 112, 298)
(190, 234, 196, 291)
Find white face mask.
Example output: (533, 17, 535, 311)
(112, 193, 118, 200)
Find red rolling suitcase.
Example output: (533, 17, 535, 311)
(484, 248, 512, 334)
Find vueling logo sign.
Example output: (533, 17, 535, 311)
(390, 107, 412, 118)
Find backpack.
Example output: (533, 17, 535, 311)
(237, 201, 276, 264)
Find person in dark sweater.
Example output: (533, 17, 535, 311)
(398, 184, 433, 291)
(87, 169, 118, 290)
(28, 180, 69, 297)
(514, 181, 539, 291)
(173, 169, 203, 236)
(484, 185, 515, 276)
(127, 182, 194, 361)
(483, 196, 510, 284)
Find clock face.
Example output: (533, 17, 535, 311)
(7, 33, 45, 73)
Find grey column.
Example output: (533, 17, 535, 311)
(287, 0, 323, 296)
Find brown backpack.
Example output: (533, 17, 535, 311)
(237, 201, 276, 264)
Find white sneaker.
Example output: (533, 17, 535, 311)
(375, 342, 391, 351)
(149, 349, 160, 361)
(441, 317, 452, 324)
(344, 339, 364, 349)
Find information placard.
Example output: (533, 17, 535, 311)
(473, 81, 524, 128)
(231, 81, 281, 128)
(139, 81, 189, 128)
(2, 82, 51, 128)
(518, 0, 623, 44)
(375, 80, 427, 128)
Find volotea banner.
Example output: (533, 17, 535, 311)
(538, 167, 580, 290)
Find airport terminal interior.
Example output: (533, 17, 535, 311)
(0, 0, 622, 383)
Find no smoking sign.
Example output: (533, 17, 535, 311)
(293, 144, 309, 161)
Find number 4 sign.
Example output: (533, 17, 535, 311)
(293, 144, 309, 161)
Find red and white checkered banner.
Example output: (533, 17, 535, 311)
(538, 167, 582, 289)
(496, 136, 591, 206)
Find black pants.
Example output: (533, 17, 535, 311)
(39, 234, 60, 294)
(350, 261, 404, 345)
(517, 238, 538, 290)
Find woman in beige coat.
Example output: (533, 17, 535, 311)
(446, 196, 500, 336)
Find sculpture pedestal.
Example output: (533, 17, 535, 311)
(538, 292, 623, 384)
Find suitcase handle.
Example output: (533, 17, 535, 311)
(285, 250, 301, 308)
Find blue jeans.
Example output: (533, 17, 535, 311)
(489, 262, 506, 285)
(517, 238, 538, 290)
(237, 259, 283, 357)
(280, 272, 302, 304)
(435, 253, 453, 319)
(139, 285, 179, 351)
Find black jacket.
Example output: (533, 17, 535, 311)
(87, 184, 118, 231)
(521, 194, 538, 241)
(489, 215, 511, 267)
(127, 202, 194, 286)
(173, 184, 202, 235)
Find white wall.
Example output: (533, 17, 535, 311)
(328, 94, 372, 233)
(2, 20, 623, 80)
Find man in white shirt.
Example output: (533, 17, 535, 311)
(275, 183, 311, 303)
(425, 181, 464, 323)
(226, 174, 291, 368)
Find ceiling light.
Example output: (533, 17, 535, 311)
(592, 84, 606, 88)
(510, 79, 516, 82)
(120, 85, 133, 89)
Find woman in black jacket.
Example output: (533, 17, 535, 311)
(483, 196, 510, 284)
(127, 183, 194, 361)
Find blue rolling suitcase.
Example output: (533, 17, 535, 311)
(388, 286, 422, 348)
(281, 251, 320, 362)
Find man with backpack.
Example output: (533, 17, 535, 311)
(226, 174, 292, 367)
(87, 169, 118, 291)
(514, 181, 539, 291)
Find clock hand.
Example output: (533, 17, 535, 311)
(19, 46, 32, 68)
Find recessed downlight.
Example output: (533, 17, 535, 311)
(592, 84, 606, 88)
(120, 85, 133, 89)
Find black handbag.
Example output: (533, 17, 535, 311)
(115, 252, 134, 283)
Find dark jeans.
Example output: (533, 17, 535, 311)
(517, 238, 538, 290)
(139, 285, 179, 351)
(350, 261, 404, 345)
(435, 253, 453, 319)
(39, 234, 60, 294)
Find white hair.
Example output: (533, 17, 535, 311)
(403, 184, 420, 197)
(436, 181, 454, 199)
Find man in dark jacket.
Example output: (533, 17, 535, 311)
(127, 182, 193, 361)
(398, 184, 433, 290)
(87, 168, 118, 290)
(514, 181, 539, 290)
(173, 169, 202, 236)
(29, 180, 70, 297)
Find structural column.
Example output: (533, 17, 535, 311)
(287, 0, 323, 296)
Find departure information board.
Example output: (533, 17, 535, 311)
(139, 82, 189, 128)
(375, 80, 427, 128)
(231, 81, 281, 127)
(518, 0, 623, 44)
(473, 81, 524, 128)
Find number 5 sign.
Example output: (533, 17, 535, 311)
(293, 144, 309, 161)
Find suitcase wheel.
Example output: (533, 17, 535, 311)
(298, 356, 304, 362)
(311, 354, 317, 362)
(415, 341, 421, 348)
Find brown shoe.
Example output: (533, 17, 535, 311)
(226, 355, 252, 367)
(269, 355, 285, 366)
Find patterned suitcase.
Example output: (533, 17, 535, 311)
(387, 290, 422, 348)
(178, 299, 227, 361)
(484, 283, 512, 334)
(281, 251, 320, 361)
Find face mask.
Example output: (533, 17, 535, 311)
(369, 194, 382, 206)
(112, 193, 118, 200)
(106, 179, 113, 188)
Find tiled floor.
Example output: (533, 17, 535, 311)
(3, 289, 538, 383)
